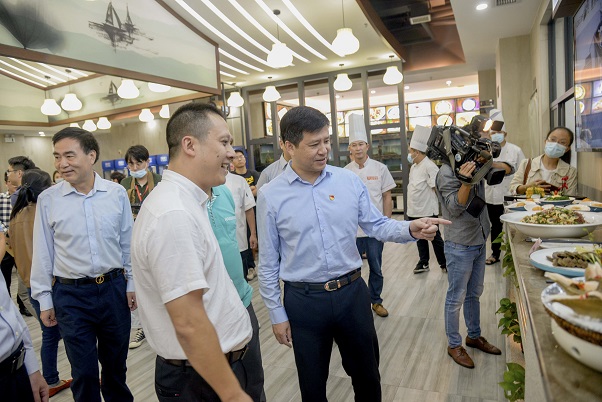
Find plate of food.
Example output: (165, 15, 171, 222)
(565, 204, 591, 212)
(500, 210, 602, 238)
(530, 247, 593, 277)
(582, 201, 602, 213)
(540, 195, 575, 207)
(506, 201, 536, 211)
(524, 203, 554, 212)
(370, 107, 386, 121)
(434, 100, 453, 115)
(386, 106, 399, 120)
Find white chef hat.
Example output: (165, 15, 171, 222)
(410, 125, 430, 153)
(348, 114, 368, 144)
(489, 108, 506, 131)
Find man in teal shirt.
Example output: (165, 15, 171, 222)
(208, 184, 265, 402)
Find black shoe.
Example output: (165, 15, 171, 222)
(20, 308, 33, 317)
(440, 266, 447, 273)
(413, 263, 430, 274)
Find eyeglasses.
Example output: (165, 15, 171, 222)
(234, 155, 245, 160)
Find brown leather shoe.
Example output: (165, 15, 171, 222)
(466, 336, 502, 355)
(447, 346, 474, 368)
(371, 303, 389, 317)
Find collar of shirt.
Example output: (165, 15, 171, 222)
(162, 170, 209, 206)
(278, 155, 289, 171)
(283, 162, 333, 185)
(60, 172, 108, 197)
(350, 156, 372, 170)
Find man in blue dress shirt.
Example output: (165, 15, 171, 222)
(256, 106, 450, 402)
(30, 128, 135, 402)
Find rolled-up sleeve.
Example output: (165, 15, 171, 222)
(257, 190, 288, 324)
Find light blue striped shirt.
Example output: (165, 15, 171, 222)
(257, 164, 415, 324)
(31, 173, 134, 311)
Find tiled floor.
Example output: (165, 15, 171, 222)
(14, 219, 508, 401)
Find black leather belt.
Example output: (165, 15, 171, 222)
(286, 268, 362, 292)
(55, 268, 123, 286)
(160, 345, 248, 367)
(0, 342, 25, 375)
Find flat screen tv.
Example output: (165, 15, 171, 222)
(574, 0, 602, 151)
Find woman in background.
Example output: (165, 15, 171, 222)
(510, 127, 577, 196)
(8, 169, 72, 397)
(52, 170, 63, 184)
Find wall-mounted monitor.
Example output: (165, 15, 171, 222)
(574, 0, 602, 151)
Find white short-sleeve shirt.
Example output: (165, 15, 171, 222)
(225, 173, 256, 252)
(131, 170, 252, 359)
(406, 156, 440, 217)
(484, 141, 526, 205)
(345, 157, 396, 237)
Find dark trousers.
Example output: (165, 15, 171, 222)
(0, 354, 34, 402)
(355, 237, 384, 304)
(284, 278, 381, 402)
(408, 215, 446, 268)
(242, 304, 266, 402)
(486, 204, 505, 259)
(240, 249, 252, 280)
(53, 274, 133, 402)
(1, 253, 14, 295)
(28, 288, 62, 385)
(155, 353, 247, 402)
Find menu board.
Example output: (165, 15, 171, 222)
(458, 97, 478, 112)
(407, 102, 431, 117)
(456, 112, 478, 127)
(432, 100, 454, 115)
(408, 116, 432, 131)
(386, 105, 400, 122)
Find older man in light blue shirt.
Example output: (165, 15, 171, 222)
(257, 106, 449, 402)
(31, 128, 135, 402)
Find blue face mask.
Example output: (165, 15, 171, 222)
(407, 153, 414, 164)
(491, 133, 505, 143)
(544, 141, 567, 159)
(130, 169, 147, 179)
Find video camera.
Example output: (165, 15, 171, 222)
(425, 116, 505, 186)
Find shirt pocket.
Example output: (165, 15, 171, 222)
(101, 214, 121, 239)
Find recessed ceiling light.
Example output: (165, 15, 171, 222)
(476, 3, 488, 11)
(335, 95, 341, 99)
(370, 90, 376, 94)
(38, 131, 45, 136)
(404, 85, 410, 90)
(446, 80, 452, 86)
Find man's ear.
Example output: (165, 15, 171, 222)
(284, 140, 296, 157)
(180, 136, 197, 156)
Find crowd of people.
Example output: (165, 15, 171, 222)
(0, 101, 577, 402)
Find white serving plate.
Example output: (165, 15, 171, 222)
(500, 211, 602, 238)
(529, 247, 586, 277)
(550, 319, 602, 372)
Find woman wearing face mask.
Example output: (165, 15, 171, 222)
(52, 170, 63, 184)
(510, 126, 577, 196)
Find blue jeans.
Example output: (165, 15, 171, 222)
(28, 288, 61, 385)
(444, 241, 486, 348)
(356, 237, 384, 304)
(53, 274, 133, 402)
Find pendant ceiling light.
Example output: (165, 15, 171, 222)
(267, 10, 293, 68)
(97, 117, 111, 130)
(41, 98, 61, 116)
(60, 70, 83, 112)
(147, 82, 171, 93)
(117, 79, 139, 99)
(69, 122, 80, 128)
(383, 56, 403, 85)
(159, 105, 170, 119)
(333, 64, 352, 92)
(263, 77, 281, 102)
(139, 108, 154, 122)
(227, 91, 244, 107)
(82, 119, 97, 132)
(331, 1, 360, 56)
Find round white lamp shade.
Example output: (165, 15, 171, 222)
(117, 79, 140, 99)
(263, 86, 281, 102)
(139, 108, 154, 122)
(334, 73, 353, 91)
(383, 66, 404, 85)
(61, 93, 82, 111)
(69, 122, 80, 128)
(147, 82, 171, 93)
(97, 117, 111, 130)
(82, 119, 97, 132)
(159, 105, 170, 119)
(332, 28, 360, 56)
(41, 99, 61, 116)
(227, 92, 244, 107)
(267, 43, 293, 68)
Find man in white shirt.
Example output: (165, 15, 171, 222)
(256, 137, 291, 191)
(483, 110, 524, 265)
(406, 126, 447, 274)
(131, 102, 253, 402)
(344, 114, 396, 317)
(225, 171, 258, 280)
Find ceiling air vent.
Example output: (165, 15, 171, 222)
(410, 14, 431, 25)
(496, 0, 518, 5)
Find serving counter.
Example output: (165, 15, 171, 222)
(507, 226, 602, 401)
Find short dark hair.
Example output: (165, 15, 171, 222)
(166, 102, 225, 158)
(234, 149, 245, 155)
(52, 127, 100, 163)
(280, 106, 330, 146)
(124, 145, 150, 163)
(10, 169, 52, 221)
(546, 126, 574, 164)
(110, 171, 126, 183)
(8, 156, 36, 171)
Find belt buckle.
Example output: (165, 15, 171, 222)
(324, 279, 340, 291)
(95, 274, 105, 284)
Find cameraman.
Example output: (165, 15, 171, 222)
(436, 159, 502, 369)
